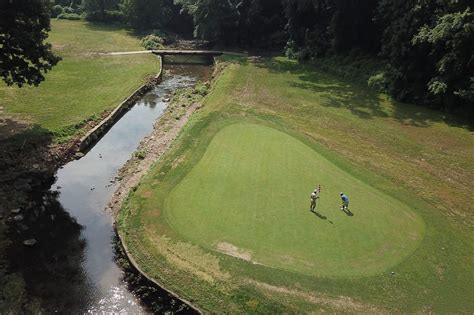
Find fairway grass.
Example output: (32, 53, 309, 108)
(0, 20, 159, 141)
(166, 123, 424, 277)
(119, 58, 474, 313)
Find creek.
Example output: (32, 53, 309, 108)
(25, 64, 209, 313)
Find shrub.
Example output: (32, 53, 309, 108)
(368, 72, 387, 92)
(63, 6, 75, 14)
(57, 13, 81, 20)
(51, 5, 63, 18)
(142, 34, 165, 50)
(84, 10, 125, 23)
(134, 150, 146, 160)
(193, 82, 210, 96)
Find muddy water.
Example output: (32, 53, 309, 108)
(47, 65, 210, 313)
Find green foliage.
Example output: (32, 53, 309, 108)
(83, 0, 120, 21)
(134, 149, 146, 159)
(193, 81, 209, 96)
(412, 8, 474, 109)
(63, 6, 75, 14)
(0, 0, 61, 87)
(368, 72, 387, 92)
(193, 0, 239, 42)
(51, 4, 64, 17)
(177, 0, 285, 45)
(123, 0, 176, 30)
(282, 0, 473, 115)
(141, 34, 165, 50)
(84, 10, 125, 23)
(57, 13, 82, 20)
(284, 0, 379, 57)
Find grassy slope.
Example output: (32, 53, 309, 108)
(0, 20, 159, 140)
(119, 58, 474, 313)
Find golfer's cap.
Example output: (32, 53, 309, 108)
(314, 189, 318, 192)
(340, 192, 344, 195)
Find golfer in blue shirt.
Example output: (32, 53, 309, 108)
(340, 192, 349, 211)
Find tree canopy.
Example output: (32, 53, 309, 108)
(0, 0, 60, 87)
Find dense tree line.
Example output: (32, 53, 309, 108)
(175, 0, 473, 113)
(283, 0, 473, 113)
(3, 0, 472, 114)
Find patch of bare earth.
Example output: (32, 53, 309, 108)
(246, 279, 387, 314)
(216, 242, 253, 262)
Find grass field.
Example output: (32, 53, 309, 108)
(119, 58, 474, 313)
(0, 20, 159, 141)
(166, 123, 424, 277)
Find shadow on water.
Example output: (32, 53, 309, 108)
(257, 58, 474, 130)
(5, 180, 90, 314)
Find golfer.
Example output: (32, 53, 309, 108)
(340, 192, 349, 211)
(310, 189, 319, 212)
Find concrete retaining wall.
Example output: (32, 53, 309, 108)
(78, 56, 163, 152)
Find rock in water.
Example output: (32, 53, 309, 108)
(75, 152, 85, 159)
(10, 208, 21, 214)
(23, 239, 37, 246)
(13, 215, 24, 221)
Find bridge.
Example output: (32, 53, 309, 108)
(107, 49, 224, 57)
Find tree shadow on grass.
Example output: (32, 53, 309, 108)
(258, 57, 474, 130)
(83, 22, 144, 40)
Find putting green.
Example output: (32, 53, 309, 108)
(164, 123, 425, 277)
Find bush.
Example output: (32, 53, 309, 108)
(368, 72, 387, 92)
(134, 150, 146, 160)
(57, 13, 81, 20)
(51, 5, 63, 18)
(142, 35, 165, 50)
(63, 6, 75, 14)
(84, 10, 125, 23)
(193, 82, 210, 96)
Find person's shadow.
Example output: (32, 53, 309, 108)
(311, 210, 334, 224)
(342, 208, 354, 216)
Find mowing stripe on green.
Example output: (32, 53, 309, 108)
(164, 123, 425, 277)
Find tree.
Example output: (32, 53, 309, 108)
(123, 0, 177, 30)
(177, 0, 239, 42)
(235, 0, 285, 47)
(83, 0, 120, 21)
(329, 0, 380, 53)
(0, 0, 60, 87)
(412, 7, 474, 110)
(375, 0, 437, 103)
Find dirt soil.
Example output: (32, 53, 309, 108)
(107, 96, 203, 217)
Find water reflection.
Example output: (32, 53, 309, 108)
(7, 187, 89, 313)
(49, 74, 203, 313)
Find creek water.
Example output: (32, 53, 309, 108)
(40, 65, 209, 313)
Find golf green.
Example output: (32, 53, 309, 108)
(164, 123, 425, 277)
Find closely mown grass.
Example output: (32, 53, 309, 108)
(119, 57, 474, 313)
(0, 20, 159, 142)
